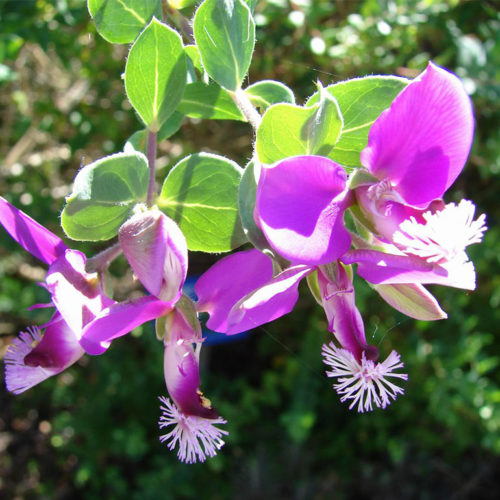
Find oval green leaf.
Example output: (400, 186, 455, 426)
(178, 82, 245, 121)
(256, 87, 343, 164)
(193, 0, 255, 91)
(125, 18, 187, 132)
(307, 76, 408, 167)
(61, 152, 150, 241)
(245, 80, 295, 112)
(158, 153, 246, 252)
(88, 0, 161, 44)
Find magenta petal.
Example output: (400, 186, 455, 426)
(195, 249, 274, 331)
(45, 249, 114, 336)
(163, 342, 217, 418)
(343, 249, 475, 290)
(119, 210, 188, 302)
(0, 196, 67, 265)
(223, 264, 312, 334)
(255, 156, 352, 265)
(80, 296, 174, 355)
(361, 62, 474, 206)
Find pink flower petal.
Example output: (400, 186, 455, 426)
(196, 249, 311, 334)
(195, 249, 274, 332)
(343, 249, 476, 290)
(223, 264, 312, 334)
(255, 155, 352, 265)
(361, 62, 474, 206)
(80, 296, 174, 355)
(0, 196, 67, 265)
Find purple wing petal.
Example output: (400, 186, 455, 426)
(80, 296, 174, 355)
(343, 249, 476, 290)
(255, 156, 352, 265)
(0, 196, 67, 265)
(361, 62, 474, 206)
(195, 249, 274, 332)
(223, 264, 312, 334)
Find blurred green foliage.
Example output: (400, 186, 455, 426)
(0, 0, 499, 498)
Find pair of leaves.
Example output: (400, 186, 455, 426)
(62, 152, 246, 253)
(256, 76, 407, 166)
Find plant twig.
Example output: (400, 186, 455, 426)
(230, 88, 262, 130)
(87, 242, 123, 273)
(146, 130, 158, 207)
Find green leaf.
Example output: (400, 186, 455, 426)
(88, 0, 161, 44)
(307, 76, 408, 167)
(245, 80, 295, 112)
(178, 82, 244, 121)
(193, 0, 255, 91)
(124, 112, 184, 153)
(256, 87, 343, 164)
(158, 153, 246, 252)
(125, 18, 187, 132)
(61, 152, 150, 241)
(238, 160, 270, 251)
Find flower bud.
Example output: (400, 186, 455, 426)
(119, 209, 188, 302)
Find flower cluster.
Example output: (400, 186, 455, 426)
(1, 62, 486, 463)
(196, 63, 486, 418)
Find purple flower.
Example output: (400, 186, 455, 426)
(347, 63, 486, 290)
(318, 262, 407, 412)
(158, 308, 227, 463)
(0, 197, 174, 385)
(358, 61, 474, 219)
(0, 197, 113, 391)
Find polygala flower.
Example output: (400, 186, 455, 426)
(346, 62, 486, 291)
(0, 196, 113, 391)
(158, 308, 227, 463)
(318, 262, 408, 412)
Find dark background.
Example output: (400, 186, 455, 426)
(0, 1, 499, 498)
